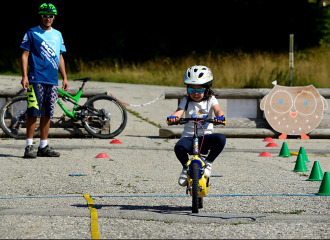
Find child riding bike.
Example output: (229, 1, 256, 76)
(167, 65, 226, 187)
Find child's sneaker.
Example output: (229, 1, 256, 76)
(204, 162, 212, 178)
(178, 168, 188, 186)
(37, 145, 60, 157)
(24, 145, 37, 158)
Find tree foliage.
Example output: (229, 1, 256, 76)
(1, 0, 330, 72)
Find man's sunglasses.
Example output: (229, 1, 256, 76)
(187, 88, 205, 94)
(41, 15, 55, 19)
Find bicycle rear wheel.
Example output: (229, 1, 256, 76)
(192, 162, 200, 213)
(81, 95, 127, 139)
(0, 96, 39, 139)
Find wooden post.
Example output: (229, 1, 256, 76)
(290, 34, 294, 87)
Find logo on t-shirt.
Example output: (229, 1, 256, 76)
(191, 109, 208, 127)
(40, 40, 59, 69)
(41, 41, 56, 57)
(22, 34, 28, 44)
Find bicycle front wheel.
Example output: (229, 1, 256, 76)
(0, 96, 39, 139)
(192, 162, 200, 213)
(81, 95, 127, 139)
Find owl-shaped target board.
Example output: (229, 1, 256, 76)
(260, 81, 328, 139)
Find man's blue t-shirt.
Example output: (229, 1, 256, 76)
(20, 26, 66, 86)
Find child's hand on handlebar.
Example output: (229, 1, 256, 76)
(167, 116, 180, 125)
(214, 115, 226, 126)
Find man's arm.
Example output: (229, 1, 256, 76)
(21, 50, 29, 90)
(59, 54, 69, 91)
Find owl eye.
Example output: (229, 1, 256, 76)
(294, 92, 317, 116)
(270, 91, 293, 114)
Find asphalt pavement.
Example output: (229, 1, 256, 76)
(0, 75, 329, 239)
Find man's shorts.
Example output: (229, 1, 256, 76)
(27, 83, 58, 118)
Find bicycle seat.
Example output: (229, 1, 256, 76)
(73, 77, 91, 82)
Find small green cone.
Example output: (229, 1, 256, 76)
(278, 142, 291, 157)
(293, 154, 309, 172)
(298, 147, 310, 163)
(316, 172, 330, 196)
(307, 161, 323, 181)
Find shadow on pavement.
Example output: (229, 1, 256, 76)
(72, 204, 191, 214)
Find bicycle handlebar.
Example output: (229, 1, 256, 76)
(167, 117, 226, 126)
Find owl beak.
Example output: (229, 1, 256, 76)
(290, 111, 298, 118)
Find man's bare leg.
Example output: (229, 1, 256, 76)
(39, 116, 50, 140)
(26, 116, 37, 139)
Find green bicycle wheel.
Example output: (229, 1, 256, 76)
(0, 96, 40, 139)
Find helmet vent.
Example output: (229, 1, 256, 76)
(198, 73, 204, 78)
(194, 69, 198, 72)
(202, 68, 206, 70)
(187, 72, 191, 78)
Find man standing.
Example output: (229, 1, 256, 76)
(20, 3, 69, 158)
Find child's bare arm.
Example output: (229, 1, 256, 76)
(213, 104, 224, 117)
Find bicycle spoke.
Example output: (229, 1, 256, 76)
(82, 95, 127, 139)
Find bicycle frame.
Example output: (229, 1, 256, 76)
(56, 88, 83, 120)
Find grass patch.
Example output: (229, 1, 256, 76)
(146, 219, 154, 221)
(230, 222, 249, 225)
(53, 47, 330, 89)
(126, 108, 161, 128)
(300, 173, 309, 177)
(271, 210, 306, 214)
(164, 221, 173, 224)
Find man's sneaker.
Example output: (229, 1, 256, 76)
(37, 145, 60, 157)
(204, 162, 212, 178)
(24, 145, 37, 159)
(178, 168, 188, 187)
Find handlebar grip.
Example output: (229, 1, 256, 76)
(214, 116, 226, 126)
(166, 117, 180, 125)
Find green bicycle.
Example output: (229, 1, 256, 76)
(0, 77, 127, 139)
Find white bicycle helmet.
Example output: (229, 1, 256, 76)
(183, 65, 213, 87)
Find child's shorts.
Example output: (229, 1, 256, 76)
(26, 83, 58, 118)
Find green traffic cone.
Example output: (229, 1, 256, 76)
(315, 172, 330, 196)
(307, 161, 323, 181)
(298, 147, 310, 163)
(293, 154, 309, 172)
(278, 142, 291, 157)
